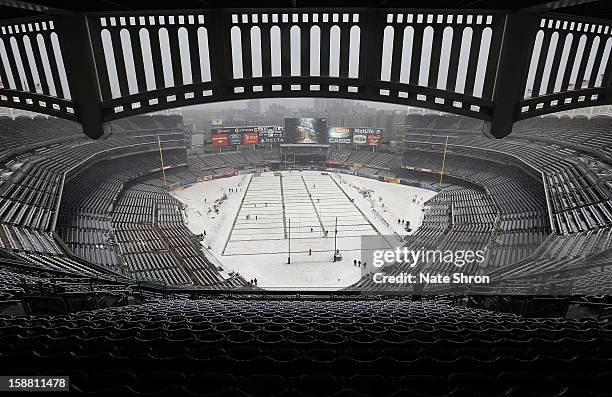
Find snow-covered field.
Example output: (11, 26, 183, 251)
(170, 170, 436, 290)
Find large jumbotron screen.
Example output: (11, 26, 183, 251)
(285, 118, 327, 144)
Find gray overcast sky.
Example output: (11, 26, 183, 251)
(181, 98, 412, 111)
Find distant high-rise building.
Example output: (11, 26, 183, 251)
(314, 98, 326, 113)
(313, 98, 353, 114)
(247, 100, 261, 114)
(150, 109, 182, 116)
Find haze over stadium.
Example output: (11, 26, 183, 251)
(0, 0, 610, 395)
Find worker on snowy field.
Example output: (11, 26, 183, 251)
(354, 259, 357, 266)
(309, 249, 312, 256)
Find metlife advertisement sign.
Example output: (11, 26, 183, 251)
(328, 127, 384, 145)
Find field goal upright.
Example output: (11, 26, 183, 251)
(280, 144, 330, 169)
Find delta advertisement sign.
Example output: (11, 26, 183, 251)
(327, 127, 384, 145)
(211, 126, 283, 146)
(258, 126, 284, 143)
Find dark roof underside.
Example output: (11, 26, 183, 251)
(0, 0, 610, 20)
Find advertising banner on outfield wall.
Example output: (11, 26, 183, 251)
(367, 132, 382, 145)
(383, 177, 401, 184)
(259, 126, 285, 143)
(242, 132, 259, 144)
(327, 127, 352, 144)
(212, 134, 229, 147)
(328, 127, 384, 145)
(212, 128, 234, 134)
(352, 134, 367, 144)
(212, 127, 283, 145)
(228, 133, 243, 145)
(353, 128, 383, 145)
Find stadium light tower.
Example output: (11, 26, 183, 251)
(287, 218, 291, 264)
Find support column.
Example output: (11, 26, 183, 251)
(206, 10, 233, 97)
(54, 15, 108, 139)
(361, 10, 386, 99)
(486, 12, 539, 139)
